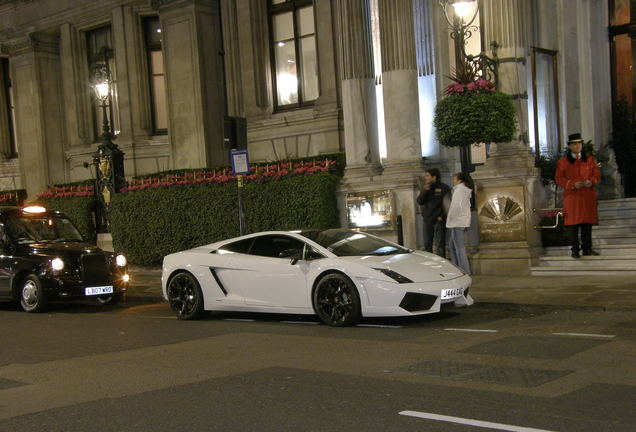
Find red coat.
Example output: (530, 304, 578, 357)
(555, 154, 601, 226)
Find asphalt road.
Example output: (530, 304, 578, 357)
(0, 300, 635, 432)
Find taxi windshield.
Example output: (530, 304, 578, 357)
(6, 215, 84, 244)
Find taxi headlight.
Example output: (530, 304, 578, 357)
(115, 254, 127, 267)
(51, 258, 64, 271)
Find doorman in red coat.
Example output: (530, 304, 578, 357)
(555, 133, 601, 258)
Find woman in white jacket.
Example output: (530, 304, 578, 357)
(446, 172, 473, 274)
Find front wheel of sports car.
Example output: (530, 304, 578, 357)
(20, 274, 48, 313)
(167, 271, 205, 320)
(97, 294, 121, 306)
(313, 273, 361, 327)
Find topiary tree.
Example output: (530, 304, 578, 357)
(433, 63, 516, 148)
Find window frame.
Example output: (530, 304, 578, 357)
(268, 0, 319, 111)
(85, 25, 118, 142)
(142, 15, 168, 135)
(608, 0, 636, 109)
(1, 58, 17, 158)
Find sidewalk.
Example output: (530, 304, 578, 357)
(125, 267, 636, 310)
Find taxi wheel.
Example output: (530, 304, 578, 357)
(97, 294, 121, 306)
(20, 274, 48, 313)
(313, 273, 361, 327)
(167, 271, 204, 320)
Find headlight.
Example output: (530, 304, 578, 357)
(51, 258, 64, 271)
(115, 254, 127, 267)
(373, 268, 413, 284)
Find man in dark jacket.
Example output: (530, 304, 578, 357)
(417, 168, 451, 257)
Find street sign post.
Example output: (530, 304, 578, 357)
(231, 150, 250, 235)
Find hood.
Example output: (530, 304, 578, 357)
(19, 242, 106, 258)
(340, 251, 464, 282)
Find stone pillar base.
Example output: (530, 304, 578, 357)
(471, 241, 541, 275)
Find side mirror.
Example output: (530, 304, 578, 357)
(279, 248, 303, 265)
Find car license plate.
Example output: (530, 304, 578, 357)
(441, 287, 464, 300)
(85, 286, 114, 296)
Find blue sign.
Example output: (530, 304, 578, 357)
(231, 150, 250, 175)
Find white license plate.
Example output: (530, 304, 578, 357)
(441, 287, 464, 300)
(85, 286, 114, 296)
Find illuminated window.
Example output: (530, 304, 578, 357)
(86, 26, 119, 140)
(143, 16, 167, 134)
(269, 0, 319, 109)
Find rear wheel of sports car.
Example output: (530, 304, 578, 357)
(167, 272, 205, 320)
(313, 273, 361, 327)
(19, 274, 48, 313)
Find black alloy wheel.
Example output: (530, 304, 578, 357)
(167, 271, 205, 320)
(313, 273, 362, 326)
(19, 274, 48, 313)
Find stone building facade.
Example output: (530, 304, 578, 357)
(0, 0, 626, 261)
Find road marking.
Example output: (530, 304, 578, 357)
(280, 321, 320, 325)
(552, 332, 615, 339)
(356, 324, 403, 328)
(444, 328, 499, 333)
(399, 411, 556, 432)
(222, 318, 256, 322)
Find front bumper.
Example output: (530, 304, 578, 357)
(40, 269, 129, 300)
(359, 274, 473, 317)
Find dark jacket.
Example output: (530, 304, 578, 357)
(417, 181, 451, 224)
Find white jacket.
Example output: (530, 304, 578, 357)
(446, 183, 472, 228)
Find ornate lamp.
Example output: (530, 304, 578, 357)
(438, 0, 498, 84)
(91, 49, 125, 232)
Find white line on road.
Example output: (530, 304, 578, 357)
(552, 332, 615, 339)
(399, 411, 556, 432)
(280, 321, 321, 325)
(356, 324, 403, 328)
(444, 328, 499, 333)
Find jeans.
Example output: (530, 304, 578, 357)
(423, 219, 446, 258)
(447, 227, 471, 275)
(568, 223, 593, 253)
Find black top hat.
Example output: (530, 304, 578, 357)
(567, 133, 584, 144)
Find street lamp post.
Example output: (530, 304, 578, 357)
(438, 0, 499, 174)
(91, 50, 125, 233)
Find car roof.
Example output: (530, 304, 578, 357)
(0, 206, 64, 218)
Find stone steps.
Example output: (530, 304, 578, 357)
(530, 198, 636, 276)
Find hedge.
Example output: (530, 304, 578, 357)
(109, 172, 340, 266)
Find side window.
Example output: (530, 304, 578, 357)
(304, 244, 325, 260)
(218, 238, 253, 254)
(249, 235, 304, 258)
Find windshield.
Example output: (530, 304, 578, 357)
(299, 229, 410, 257)
(5, 215, 84, 244)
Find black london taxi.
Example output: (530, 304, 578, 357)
(0, 205, 129, 312)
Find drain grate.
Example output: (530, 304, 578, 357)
(400, 359, 573, 388)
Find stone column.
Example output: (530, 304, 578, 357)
(471, 140, 543, 275)
(379, 0, 422, 168)
(335, 0, 381, 177)
(9, 32, 67, 199)
(112, 5, 153, 143)
(221, 0, 244, 117)
(155, 0, 226, 168)
(59, 23, 92, 149)
(482, 0, 530, 138)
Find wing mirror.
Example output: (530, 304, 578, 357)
(279, 248, 303, 265)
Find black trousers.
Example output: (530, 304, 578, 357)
(568, 223, 593, 253)
(423, 219, 446, 258)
